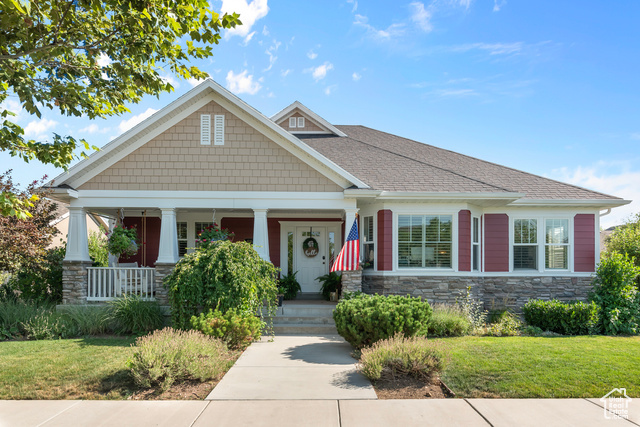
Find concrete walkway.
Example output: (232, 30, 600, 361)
(1, 398, 638, 426)
(206, 334, 376, 400)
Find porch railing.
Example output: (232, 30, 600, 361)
(87, 267, 156, 301)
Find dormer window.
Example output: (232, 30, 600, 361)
(297, 117, 305, 128)
(289, 117, 297, 128)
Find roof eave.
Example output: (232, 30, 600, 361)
(509, 199, 632, 208)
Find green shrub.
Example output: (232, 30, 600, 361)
(359, 334, 445, 381)
(317, 272, 341, 301)
(60, 305, 113, 336)
(606, 212, 640, 273)
(89, 230, 109, 267)
(427, 304, 472, 337)
(523, 299, 600, 335)
(108, 295, 164, 335)
(589, 252, 640, 335)
(191, 309, 263, 350)
(483, 311, 522, 337)
(456, 286, 488, 331)
(6, 247, 65, 303)
(126, 327, 234, 391)
(333, 294, 433, 349)
(278, 271, 301, 300)
(21, 312, 77, 340)
(164, 241, 278, 329)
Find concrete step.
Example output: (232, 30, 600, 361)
(271, 316, 335, 325)
(263, 304, 337, 318)
(271, 323, 338, 335)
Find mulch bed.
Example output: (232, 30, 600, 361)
(129, 379, 221, 400)
(373, 373, 455, 400)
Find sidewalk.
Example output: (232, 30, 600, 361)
(0, 398, 637, 427)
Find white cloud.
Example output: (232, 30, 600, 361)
(281, 69, 292, 77)
(551, 162, 640, 228)
(346, 0, 358, 13)
(221, 0, 269, 43)
(264, 40, 281, 71)
(307, 50, 318, 60)
(97, 53, 112, 67)
(160, 74, 179, 88)
(306, 62, 334, 82)
(409, 2, 433, 32)
(354, 14, 406, 41)
(352, 72, 361, 81)
(493, 0, 506, 12)
(262, 25, 269, 36)
(0, 98, 23, 121)
(450, 42, 523, 55)
(458, 0, 473, 9)
(435, 88, 478, 97)
(242, 31, 257, 45)
(324, 85, 337, 95)
(24, 118, 57, 138)
(187, 77, 206, 87)
(226, 70, 262, 94)
(118, 108, 158, 133)
(79, 124, 110, 134)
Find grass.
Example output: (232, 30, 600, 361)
(0, 337, 136, 399)
(437, 335, 640, 398)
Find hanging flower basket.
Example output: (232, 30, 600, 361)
(196, 223, 234, 249)
(107, 225, 139, 258)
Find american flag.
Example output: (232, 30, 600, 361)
(331, 218, 360, 272)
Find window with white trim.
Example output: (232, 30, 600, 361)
(200, 114, 211, 145)
(472, 217, 480, 271)
(214, 114, 224, 145)
(362, 216, 374, 270)
(289, 117, 297, 128)
(177, 222, 188, 257)
(297, 117, 305, 128)
(545, 219, 569, 269)
(398, 215, 452, 268)
(513, 219, 538, 270)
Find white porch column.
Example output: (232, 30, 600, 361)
(252, 208, 270, 262)
(64, 207, 91, 261)
(344, 208, 359, 243)
(156, 208, 179, 264)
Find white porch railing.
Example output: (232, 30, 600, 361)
(87, 267, 156, 301)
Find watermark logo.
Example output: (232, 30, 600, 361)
(600, 388, 632, 420)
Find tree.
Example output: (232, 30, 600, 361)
(606, 212, 640, 268)
(0, 0, 240, 217)
(0, 170, 59, 274)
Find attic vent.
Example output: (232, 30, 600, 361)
(200, 114, 211, 145)
(214, 114, 225, 145)
(289, 117, 297, 128)
(297, 117, 305, 128)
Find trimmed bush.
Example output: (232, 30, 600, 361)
(126, 327, 234, 391)
(589, 252, 640, 335)
(164, 241, 278, 329)
(523, 299, 600, 335)
(359, 334, 445, 381)
(333, 294, 433, 349)
(108, 295, 164, 335)
(427, 304, 472, 337)
(191, 309, 263, 350)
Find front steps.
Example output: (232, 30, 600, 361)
(268, 302, 338, 335)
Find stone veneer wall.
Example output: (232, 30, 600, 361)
(341, 270, 363, 295)
(62, 261, 93, 304)
(362, 275, 594, 312)
(153, 263, 175, 306)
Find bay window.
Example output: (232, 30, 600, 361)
(398, 214, 452, 268)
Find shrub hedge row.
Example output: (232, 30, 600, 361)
(522, 299, 600, 335)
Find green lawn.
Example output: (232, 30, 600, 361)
(0, 337, 136, 399)
(438, 335, 640, 398)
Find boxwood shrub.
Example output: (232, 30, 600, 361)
(522, 299, 600, 335)
(333, 294, 433, 349)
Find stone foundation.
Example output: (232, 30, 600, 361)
(341, 270, 363, 295)
(62, 260, 93, 304)
(153, 262, 176, 306)
(362, 275, 593, 311)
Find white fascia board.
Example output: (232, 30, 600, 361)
(376, 191, 525, 200)
(510, 199, 631, 208)
(46, 187, 79, 204)
(343, 189, 383, 198)
(270, 101, 348, 137)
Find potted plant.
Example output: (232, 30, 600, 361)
(278, 271, 302, 301)
(316, 272, 342, 301)
(196, 223, 234, 248)
(107, 225, 139, 258)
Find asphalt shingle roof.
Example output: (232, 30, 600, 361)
(300, 125, 621, 200)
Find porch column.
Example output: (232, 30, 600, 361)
(343, 208, 359, 243)
(64, 207, 91, 261)
(252, 208, 270, 262)
(156, 208, 179, 264)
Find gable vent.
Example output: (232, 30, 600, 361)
(297, 117, 305, 128)
(289, 117, 297, 128)
(200, 114, 211, 145)
(214, 114, 225, 145)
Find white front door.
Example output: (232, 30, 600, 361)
(295, 226, 328, 293)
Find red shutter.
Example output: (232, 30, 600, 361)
(484, 214, 509, 272)
(458, 210, 471, 271)
(574, 214, 596, 272)
(377, 209, 393, 271)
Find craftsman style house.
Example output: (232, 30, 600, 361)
(50, 79, 629, 309)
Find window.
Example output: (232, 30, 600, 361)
(289, 117, 297, 128)
(297, 117, 305, 128)
(214, 115, 224, 145)
(195, 222, 214, 248)
(200, 114, 211, 145)
(287, 231, 294, 275)
(545, 219, 569, 269)
(362, 216, 374, 269)
(472, 217, 480, 271)
(398, 215, 452, 268)
(513, 219, 537, 269)
(177, 222, 188, 257)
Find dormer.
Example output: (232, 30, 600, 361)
(271, 101, 347, 137)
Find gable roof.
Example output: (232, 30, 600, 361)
(300, 125, 628, 205)
(270, 101, 348, 137)
(51, 80, 368, 190)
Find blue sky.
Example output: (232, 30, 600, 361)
(2, 0, 639, 228)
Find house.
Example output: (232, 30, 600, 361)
(49, 79, 630, 309)
(47, 202, 108, 249)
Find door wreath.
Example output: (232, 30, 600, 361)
(303, 237, 319, 257)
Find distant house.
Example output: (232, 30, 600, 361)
(599, 226, 619, 253)
(49, 79, 630, 309)
(48, 202, 107, 249)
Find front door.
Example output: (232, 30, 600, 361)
(295, 226, 328, 293)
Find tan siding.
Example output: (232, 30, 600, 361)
(276, 108, 325, 132)
(79, 102, 342, 192)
